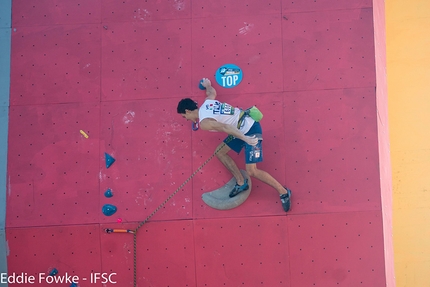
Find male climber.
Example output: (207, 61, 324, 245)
(177, 78, 292, 212)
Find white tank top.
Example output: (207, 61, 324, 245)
(198, 99, 254, 134)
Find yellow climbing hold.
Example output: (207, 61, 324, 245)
(80, 130, 89, 138)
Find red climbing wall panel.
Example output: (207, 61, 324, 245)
(12, 0, 101, 26)
(6, 0, 391, 286)
(7, 224, 101, 286)
(7, 103, 100, 227)
(10, 24, 101, 105)
(282, 0, 372, 12)
(100, 220, 196, 286)
(192, 13, 284, 95)
(99, 99, 193, 223)
(194, 216, 290, 287)
(192, 0, 282, 17)
(282, 8, 376, 91)
(102, 0, 192, 22)
(288, 211, 386, 286)
(101, 19, 192, 101)
(284, 88, 381, 213)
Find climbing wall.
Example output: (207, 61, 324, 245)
(6, 0, 392, 286)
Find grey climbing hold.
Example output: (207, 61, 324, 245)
(202, 170, 252, 210)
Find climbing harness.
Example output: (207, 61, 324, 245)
(236, 106, 263, 129)
(104, 141, 229, 287)
(237, 110, 247, 129)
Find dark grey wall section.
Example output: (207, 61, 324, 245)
(0, 0, 11, 285)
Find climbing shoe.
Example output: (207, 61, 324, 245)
(280, 188, 292, 212)
(229, 179, 249, 198)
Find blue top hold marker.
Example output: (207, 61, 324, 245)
(215, 64, 243, 88)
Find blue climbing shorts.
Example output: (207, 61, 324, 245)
(224, 121, 264, 164)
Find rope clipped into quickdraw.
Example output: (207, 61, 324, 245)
(105, 140, 231, 287)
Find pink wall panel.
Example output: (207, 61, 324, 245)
(194, 216, 290, 286)
(192, 0, 281, 17)
(101, 221, 196, 286)
(288, 211, 386, 287)
(191, 14, 284, 95)
(101, 19, 192, 101)
(10, 24, 101, 105)
(102, 0, 191, 22)
(283, 88, 382, 213)
(12, 0, 101, 26)
(282, 8, 376, 91)
(99, 99, 193, 223)
(7, 103, 100, 227)
(7, 224, 101, 286)
(282, 0, 372, 13)
(372, 0, 395, 284)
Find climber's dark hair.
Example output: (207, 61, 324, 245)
(177, 98, 198, 114)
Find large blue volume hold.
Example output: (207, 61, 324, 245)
(102, 204, 117, 216)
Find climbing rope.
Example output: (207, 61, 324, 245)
(105, 140, 231, 287)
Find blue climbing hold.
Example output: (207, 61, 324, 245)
(198, 79, 206, 90)
(70, 283, 77, 287)
(48, 268, 58, 276)
(104, 188, 113, 198)
(102, 204, 117, 216)
(192, 121, 199, 131)
(105, 152, 115, 168)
